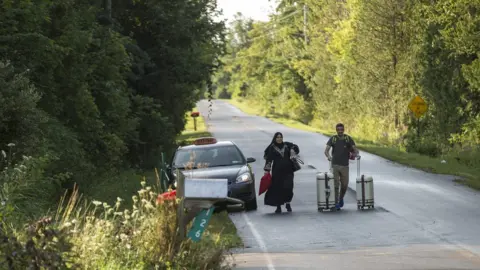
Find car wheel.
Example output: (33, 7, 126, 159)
(245, 198, 258, 211)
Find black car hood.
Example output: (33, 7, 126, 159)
(178, 165, 247, 184)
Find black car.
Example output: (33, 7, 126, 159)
(167, 137, 258, 211)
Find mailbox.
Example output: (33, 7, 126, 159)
(173, 170, 244, 246)
(190, 111, 200, 131)
(184, 178, 228, 199)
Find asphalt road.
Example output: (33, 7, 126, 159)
(197, 99, 480, 270)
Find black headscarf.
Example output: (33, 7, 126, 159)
(264, 132, 284, 159)
(271, 132, 284, 147)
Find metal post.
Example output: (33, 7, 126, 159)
(193, 117, 197, 131)
(303, 4, 308, 44)
(417, 118, 420, 138)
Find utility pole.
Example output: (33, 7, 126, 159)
(303, 4, 308, 44)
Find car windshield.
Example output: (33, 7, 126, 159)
(173, 145, 245, 169)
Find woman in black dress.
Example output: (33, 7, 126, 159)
(263, 132, 300, 213)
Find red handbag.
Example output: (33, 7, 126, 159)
(259, 172, 272, 195)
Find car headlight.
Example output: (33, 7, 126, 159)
(171, 171, 177, 188)
(236, 173, 252, 183)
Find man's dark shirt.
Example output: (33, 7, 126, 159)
(326, 135, 356, 166)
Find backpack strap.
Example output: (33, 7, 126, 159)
(332, 134, 350, 144)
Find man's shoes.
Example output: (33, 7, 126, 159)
(339, 199, 344, 208)
(275, 206, 281, 213)
(286, 203, 292, 212)
(335, 203, 341, 210)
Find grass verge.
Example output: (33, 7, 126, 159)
(226, 98, 480, 190)
(84, 107, 242, 249)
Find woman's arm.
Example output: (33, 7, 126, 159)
(263, 145, 273, 172)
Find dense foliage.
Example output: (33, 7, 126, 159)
(0, 0, 225, 209)
(1, 1, 230, 268)
(213, 0, 480, 158)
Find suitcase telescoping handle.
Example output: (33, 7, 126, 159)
(356, 155, 361, 178)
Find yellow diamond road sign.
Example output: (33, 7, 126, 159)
(408, 95, 428, 119)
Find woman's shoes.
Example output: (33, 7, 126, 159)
(274, 204, 292, 213)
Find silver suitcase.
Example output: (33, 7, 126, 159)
(355, 158, 374, 210)
(316, 162, 337, 211)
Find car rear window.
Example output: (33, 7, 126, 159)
(173, 145, 245, 169)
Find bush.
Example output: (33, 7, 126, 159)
(448, 146, 480, 168)
(0, 217, 77, 269)
(1, 152, 232, 269)
(58, 181, 230, 269)
(405, 138, 442, 157)
(0, 61, 47, 160)
(0, 145, 59, 224)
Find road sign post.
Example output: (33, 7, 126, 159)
(408, 95, 428, 137)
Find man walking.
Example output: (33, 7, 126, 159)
(324, 123, 360, 210)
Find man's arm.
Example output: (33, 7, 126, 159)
(324, 145, 332, 160)
(325, 137, 333, 160)
(350, 137, 360, 157)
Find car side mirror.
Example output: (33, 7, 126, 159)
(246, 157, 256, 163)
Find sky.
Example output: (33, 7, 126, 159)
(216, 0, 277, 23)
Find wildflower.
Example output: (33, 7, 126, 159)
(1, 150, 5, 158)
(132, 196, 138, 203)
(141, 180, 146, 187)
(119, 233, 128, 241)
(146, 186, 152, 191)
(103, 202, 110, 209)
(92, 200, 102, 206)
(114, 212, 123, 216)
(116, 197, 123, 202)
(62, 222, 72, 228)
(1, 201, 5, 206)
(7, 143, 15, 147)
(145, 202, 155, 210)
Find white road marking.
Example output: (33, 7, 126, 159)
(241, 212, 275, 270)
(203, 100, 276, 269)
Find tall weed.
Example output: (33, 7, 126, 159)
(1, 153, 232, 269)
